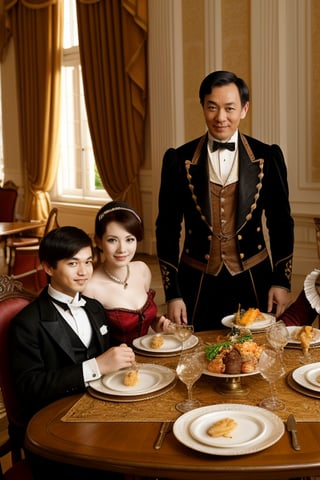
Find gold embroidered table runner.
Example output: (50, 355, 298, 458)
(62, 332, 320, 424)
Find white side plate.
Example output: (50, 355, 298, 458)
(89, 363, 176, 396)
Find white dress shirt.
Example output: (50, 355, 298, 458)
(207, 131, 239, 186)
(48, 285, 101, 383)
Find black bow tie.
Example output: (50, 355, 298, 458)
(212, 140, 235, 152)
(49, 296, 70, 311)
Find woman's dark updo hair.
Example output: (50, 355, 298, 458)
(95, 201, 143, 241)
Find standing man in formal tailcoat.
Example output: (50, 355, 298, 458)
(156, 70, 294, 331)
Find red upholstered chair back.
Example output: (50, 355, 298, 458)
(0, 275, 35, 463)
(1, 459, 33, 480)
(0, 189, 18, 222)
(0, 297, 31, 425)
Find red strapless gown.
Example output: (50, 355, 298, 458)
(105, 289, 158, 346)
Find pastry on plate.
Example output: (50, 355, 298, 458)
(207, 417, 238, 438)
(150, 334, 164, 349)
(123, 369, 139, 386)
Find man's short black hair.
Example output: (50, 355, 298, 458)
(199, 70, 250, 107)
(39, 226, 93, 268)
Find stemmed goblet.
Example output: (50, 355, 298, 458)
(265, 320, 289, 366)
(258, 347, 286, 411)
(167, 323, 194, 350)
(175, 348, 205, 413)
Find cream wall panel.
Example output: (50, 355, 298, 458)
(312, 0, 320, 183)
(182, 0, 206, 141)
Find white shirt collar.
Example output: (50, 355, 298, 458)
(48, 284, 82, 305)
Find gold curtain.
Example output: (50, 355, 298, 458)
(0, 0, 11, 61)
(76, 0, 147, 216)
(4, 0, 62, 220)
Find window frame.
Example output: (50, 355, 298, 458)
(52, 3, 109, 206)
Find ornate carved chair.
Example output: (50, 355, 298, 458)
(0, 275, 35, 469)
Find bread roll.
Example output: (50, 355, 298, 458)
(150, 334, 164, 349)
(123, 369, 139, 386)
(207, 418, 237, 438)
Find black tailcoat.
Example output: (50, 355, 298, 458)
(156, 132, 294, 318)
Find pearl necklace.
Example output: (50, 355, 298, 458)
(103, 264, 130, 289)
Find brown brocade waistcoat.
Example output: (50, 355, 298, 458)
(207, 181, 243, 276)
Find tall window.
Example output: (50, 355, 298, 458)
(54, 0, 109, 204)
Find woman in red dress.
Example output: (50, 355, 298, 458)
(84, 201, 170, 346)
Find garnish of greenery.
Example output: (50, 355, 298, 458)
(205, 340, 233, 361)
(205, 332, 253, 361)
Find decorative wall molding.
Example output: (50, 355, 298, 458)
(204, 0, 222, 73)
(147, 0, 185, 253)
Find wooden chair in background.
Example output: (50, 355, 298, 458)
(8, 208, 60, 294)
(6, 208, 60, 271)
(0, 186, 18, 265)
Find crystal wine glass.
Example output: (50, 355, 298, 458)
(167, 323, 194, 350)
(176, 348, 205, 413)
(258, 347, 286, 411)
(265, 320, 289, 367)
(265, 320, 289, 352)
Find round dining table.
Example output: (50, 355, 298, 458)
(25, 329, 320, 480)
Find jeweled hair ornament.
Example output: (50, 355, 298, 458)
(98, 205, 142, 224)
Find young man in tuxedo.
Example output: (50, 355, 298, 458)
(9, 226, 135, 479)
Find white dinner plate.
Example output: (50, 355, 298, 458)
(102, 368, 162, 393)
(89, 364, 176, 396)
(189, 410, 266, 448)
(203, 369, 259, 378)
(287, 326, 320, 345)
(292, 362, 320, 392)
(305, 367, 320, 388)
(132, 334, 198, 353)
(221, 313, 276, 331)
(173, 404, 284, 456)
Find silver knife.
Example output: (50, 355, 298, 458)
(287, 414, 301, 450)
(153, 421, 172, 450)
